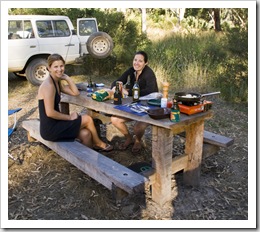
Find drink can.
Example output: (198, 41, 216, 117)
(170, 110, 180, 122)
(161, 98, 167, 108)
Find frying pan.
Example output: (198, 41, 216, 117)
(174, 91, 220, 102)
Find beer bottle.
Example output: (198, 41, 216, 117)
(170, 99, 180, 122)
(124, 75, 131, 92)
(132, 81, 140, 102)
(114, 81, 122, 105)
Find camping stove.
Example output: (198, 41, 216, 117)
(178, 100, 213, 115)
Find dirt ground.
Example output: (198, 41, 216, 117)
(7, 72, 249, 225)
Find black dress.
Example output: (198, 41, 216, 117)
(38, 76, 81, 142)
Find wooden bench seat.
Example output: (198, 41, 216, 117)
(22, 119, 149, 196)
(179, 130, 234, 159)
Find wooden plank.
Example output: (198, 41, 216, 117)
(22, 119, 149, 194)
(151, 126, 173, 206)
(172, 154, 189, 174)
(183, 119, 204, 186)
(203, 131, 234, 147)
(202, 143, 220, 159)
(179, 130, 234, 148)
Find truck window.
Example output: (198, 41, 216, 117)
(8, 20, 34, 39)
(78, 20, 97, 36)
(36, 20, 70, 38)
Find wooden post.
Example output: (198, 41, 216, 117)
(151, 126, 173, 206)
(183, 119, 204, 186)
(60, 102, 70, 115)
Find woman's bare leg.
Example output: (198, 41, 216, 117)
(111, 116, 133, 149)
(132, 121, 149, 152)
(77, 128, 92, 147)
(81, 114, 108, 149)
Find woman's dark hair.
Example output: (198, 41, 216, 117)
(135, 51, 148, 63)
(47, 53, 65, 67)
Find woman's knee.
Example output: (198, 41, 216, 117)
(111, 116, 120, 125)
(135, 121, 149, 131)
(111, 116, 127, 126)
(81, 114, 93, 126)
(78, 128, 92, 140)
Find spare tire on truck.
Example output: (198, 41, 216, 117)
(86, 32, 114, 59)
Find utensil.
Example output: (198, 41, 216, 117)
(174, 91, 220, 102)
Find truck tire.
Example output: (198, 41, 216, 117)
(25, 58, 49, 86)
(86, 32, 113, 59)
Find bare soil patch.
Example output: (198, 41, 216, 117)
(7, 72, 248, 222)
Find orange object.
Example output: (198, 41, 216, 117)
(179, 101, 212, 115)
(167, 100, 173, 108)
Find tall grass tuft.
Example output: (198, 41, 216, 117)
(146, 30, 247, 102)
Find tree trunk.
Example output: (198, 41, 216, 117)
(178, 8, 186, 25)
(141, 8, 146, 33)
(213, 8, 221, 32)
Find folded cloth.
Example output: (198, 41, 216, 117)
(139, 92, 163, 100)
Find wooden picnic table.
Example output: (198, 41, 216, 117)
(60, 86, 213, 206)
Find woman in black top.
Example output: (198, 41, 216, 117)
(111, 51, 158, 153)
(38, 53, 113, 151)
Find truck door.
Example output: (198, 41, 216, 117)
(35, 19, 80, 64)
(8, 19, 39, 73)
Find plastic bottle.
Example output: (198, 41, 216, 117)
(132, 81, 140, 102)
(170, 99, 180, 122)
(114, 81, 122, 105)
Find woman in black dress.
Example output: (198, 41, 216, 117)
(38, 53, 113, 151)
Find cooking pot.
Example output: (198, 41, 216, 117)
(147, 108, 171, 120)
(174, 91, 220, 102)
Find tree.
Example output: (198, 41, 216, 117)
(213, 8, 221, 31)
(140, 8, 146, 33)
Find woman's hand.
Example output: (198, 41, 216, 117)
(69, 112, 79, 120)
(60, 74, 69, 81)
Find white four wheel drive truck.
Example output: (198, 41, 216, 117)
(8, 15, 114, 85)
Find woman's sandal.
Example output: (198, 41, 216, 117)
(93, 144, 114, 152)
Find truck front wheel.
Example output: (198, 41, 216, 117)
(25, 58, 49, 86)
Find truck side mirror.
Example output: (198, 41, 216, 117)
(71, 29, 76, 35)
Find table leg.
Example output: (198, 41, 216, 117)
(60, 102, 70, 115)
(183, 119, 204, 186)
(151, 126, 173, 206)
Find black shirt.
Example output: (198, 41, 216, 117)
(111, 65, 158, 96)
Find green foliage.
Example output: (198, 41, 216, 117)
(8, 8, 248, 102)
(212, 28, 248, 102)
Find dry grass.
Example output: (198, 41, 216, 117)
(7, 72, 248, 223)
